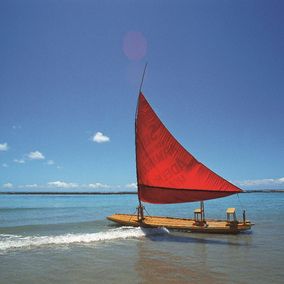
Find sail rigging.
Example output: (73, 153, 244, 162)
(135, 93, 242, 204)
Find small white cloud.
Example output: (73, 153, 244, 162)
(278, 177, 284, 183)
(2, 163, 8, 168)
(23, 184, 39, 188)
(92, 132, 110, 143)
(28, 151, 45, 160)
(47, 160, 55, 165)
(16, 184, 40, 189)
(3, 183, 13, 189)
(126, 182, 137, 189)
(88, 182, 110, 189)
(0, 143, 9, 151)
(14, 159, 25, 164)
(235, 177, 284, 187)
(48, 181, 78, 189)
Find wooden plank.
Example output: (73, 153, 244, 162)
(107, 214, 253, 234)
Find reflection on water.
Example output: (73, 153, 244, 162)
(134, 230, 258, 283)
(135, 234, 228, 283)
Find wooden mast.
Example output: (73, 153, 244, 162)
(136, 63, 148, 221)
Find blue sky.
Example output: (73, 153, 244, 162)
(1, 0, 283, 191)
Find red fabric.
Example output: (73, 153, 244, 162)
(136, 93, 242, 204)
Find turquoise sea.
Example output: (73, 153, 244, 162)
(0, 193, 283, 284)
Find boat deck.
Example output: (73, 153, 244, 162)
(107, 214, 253, 234)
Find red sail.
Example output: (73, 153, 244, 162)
(136, 93, 242, 204)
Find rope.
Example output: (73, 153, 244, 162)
(128, 208, 138, 222)
(144, 206, 152, 218)
(237, 193, 245, 211)
(237, 193, 249, 223)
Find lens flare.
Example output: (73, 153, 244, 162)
(123, 31, 147, 61)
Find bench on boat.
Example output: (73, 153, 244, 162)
(226, 207, 239, 227)
(193, 205, 206, 226)
(226, 208, 237, 222)
(193, 206, 239, 227)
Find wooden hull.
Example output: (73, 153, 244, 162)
(107, 214, 253, 234)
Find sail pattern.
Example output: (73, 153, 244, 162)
(136, 93, 242, 204)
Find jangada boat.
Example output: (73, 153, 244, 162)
(108, 82, 253, 234)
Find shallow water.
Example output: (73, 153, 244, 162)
(0, 193, 283, 283)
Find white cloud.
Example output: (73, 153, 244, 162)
(14, 159, 25, 164)
(48, 181, 78, 189)
(92, 132, 110, 143)
(0, 143, 9, 151)
(47, 160, 55, 165)
(2, 163, 8, 168)
(235, 177, 284, 187)
(3, 183, 13, 188)
(28, 151, 45, 160)
(88, 182, 110, 189)
(2, 178, 283, 192)
(126, 182, 137, 189)
(23, 184, 39, 188)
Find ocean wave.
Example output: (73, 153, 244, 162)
(0, 226, 169, 252)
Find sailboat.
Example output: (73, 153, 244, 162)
(108, 87, 253, 234)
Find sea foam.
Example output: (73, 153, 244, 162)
(0, 226, 169, 252)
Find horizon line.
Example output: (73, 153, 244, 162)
(0, 189, 284, 195)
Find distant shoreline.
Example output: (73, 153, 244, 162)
(0, 190, 283, 195)
(0, 191, 137, 195)
(242, 189, 284, 193)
